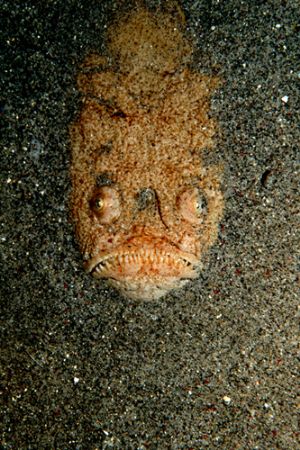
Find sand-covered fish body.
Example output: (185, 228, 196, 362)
(70, 8, 223, 300)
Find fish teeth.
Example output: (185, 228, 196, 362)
(93, 249, 195, 275)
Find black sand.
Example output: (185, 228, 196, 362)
(1, 1, 299, 448)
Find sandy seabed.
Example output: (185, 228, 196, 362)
(1, 0, 299, 448)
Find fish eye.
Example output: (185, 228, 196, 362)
(177, 187, 208, 224)
(91, 197, 104, 211)
(89, 186, 121, 224)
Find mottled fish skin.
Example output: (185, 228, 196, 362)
(70, 8, 224, 300)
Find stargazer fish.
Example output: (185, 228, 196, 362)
(70, 7, 224, 300)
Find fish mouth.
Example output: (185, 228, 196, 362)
(84, 244, 199, 284)
(83, 235, 201, 300)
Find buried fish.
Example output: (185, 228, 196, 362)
(70, 7, 224, 300)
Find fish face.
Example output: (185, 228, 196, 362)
(70, 8, 224, 300)
(82, 180, 222, 300)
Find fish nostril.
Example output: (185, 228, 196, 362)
(96, 172, 114, 187)
(136, 188, 157, 211)
(135, 188, 170, 230)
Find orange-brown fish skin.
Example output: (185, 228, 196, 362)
(70, 8, 224, 300)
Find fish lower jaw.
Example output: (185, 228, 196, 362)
(107, 277, 193, 301)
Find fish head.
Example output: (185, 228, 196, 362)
(70, 98, 223, 300)
(70, 8, 223, 300)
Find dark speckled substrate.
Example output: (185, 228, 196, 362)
(0, 1, 299, 448)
